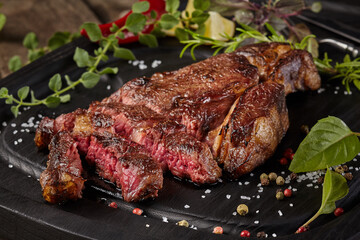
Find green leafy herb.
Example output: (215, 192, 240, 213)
(81, 23, 102, 42)
(125, 13, 147, 34)
(296, 169, 349, 233)
(132, 1, 150, 13)
(139, 33, 158, 48)
(289, 116, 360, 173)
(8, 56, 22, 72)
(290, 116, 359, 232)
(159, 13, 179, 30)
(23, 32, 39, 50)
(165, 0, 180, 15)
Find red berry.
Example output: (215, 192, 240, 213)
(284, 188, 292, 197)
(132, 207, 143, 215)
(108, 202, 118, 208)
(296, 226, 307, 233)
(213, 226, 223, 234)
(289, 153, 295, 160)
(240, 230, 250, 237)
(334, 207, 344, 217)
(283, 148, 293, 159)
(279, 157, 288, 165)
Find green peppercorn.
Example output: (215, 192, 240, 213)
(261, 178, 270, 186)
(177, 220, 189, 227)
(276, 191, 284, 200)
(276, 176, 285, 185)
(237, 204, 249, 216)
(335, 166, 344, 174)
(268, 172, 277, 181)
(260, 173, 268, 181)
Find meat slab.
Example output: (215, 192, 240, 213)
(35, 42, 321, 203)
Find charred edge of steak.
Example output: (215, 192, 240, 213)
(220, 82, 289, 179)
(86, 135, 163, 202)
(34, 109, 87, 149)
(39, 132, 85, 204)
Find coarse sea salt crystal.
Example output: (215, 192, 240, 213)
(145, 224, 150, 228)
(256, 195, 260, 199)
(13, 130, 18, 134)
(239, 182, 243, 186)
(307, 183, 313, 187)
(8, 164, 13, 168)
(278, 210, 283, 216)
(14, 141, 18, 145)
(292, 188, 297, 192)
(226, 194, 231, 199)
(162, 217, 168, 223)
(106, 85, 111, 90)
(256, 210, 260, 213)
(289, 203, 293, 207)
(11, 123, 16, 127)
(232, 212, 237, 216)
(244, 181, 250, 185)
(240, 196, 251, 200)
(205, 189, 211, 194)
(201, 195, 206, 199)
(250, 173, 254, 177)
(18, 138, 22, 143)
(184, 204, 190, 209)
(272, 233, 277, 237)
(314, 185, 319, 189)
(254, 220, 259, 224)
(2, 122, 7, 127)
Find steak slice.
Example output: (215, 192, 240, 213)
(86, 135, 163, 202)
(218, 82, 289, 179)
(89, 102, 222, 184)
(39, 132, 85, 204)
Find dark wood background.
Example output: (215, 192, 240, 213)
(0, 0, 136, 78)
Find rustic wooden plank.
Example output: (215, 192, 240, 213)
(0, 0, 100, 78)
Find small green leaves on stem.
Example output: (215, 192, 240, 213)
(165, 0, 180, 15)
(113, 47, 136, 60)
(159, 13, 179, 30)
(8, 56, 22, 72)
(296, 169, 349, 232)
(139, 33, 158, 48)
(81, 72, 100, 88)
(125, 13, 147, 34)
(17, 86, 30, 100)
(49, 74, 62, 92)
(73, 47, 93, 68)
(81, 23, 102, 42)
(132, 1, 150, 13)
(23, 32, 39, 50)
(194, 0, 210, 12)
(289, 116, 360, 173)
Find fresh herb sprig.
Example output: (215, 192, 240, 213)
(0, 3, 6, 32)
(8, 31, 80, 72)
(289, 116, 360, 232)
(0, 1, 156, 117)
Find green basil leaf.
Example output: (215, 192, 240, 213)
(81, 72, 100, 88)
(8, 55, 22, 72)
(194, 0, 210, 11)
(0, 13, 6, 31)
(125, 13, 147, 34)
(159, 13, 179, 30)
(289, 116, 360, 173)
(319, 169, 348, 214)
(132, 1, 150, 13)
(151, 25, 166, 37)
(139, 33, 158, 48)
(23, 32, 38, 50)
(17, 86, 30, 100)
(73, 47, 91, 68)
(191, 10, 209, 25)
(44, 96, 60, 108)
(311, 2, 322, 13)
(59, 94, 71, 103)
(0, 87, 8, 98)
(113, 47, 136, 60)
(81, 23, 102, 42)
(175, 27, 189, 41)
(48, 31, 71, 50)
(99, 67, 119, 75)
(165, 0, 180, 14)
(11, 106, 19, 118)
(48, 74, 62, 92)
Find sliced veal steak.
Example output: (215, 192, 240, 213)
(39, 132, 85, 204)
(88, 102, 222, 184)
(218, 82, 289, 179)
(86, 135, 163, 202)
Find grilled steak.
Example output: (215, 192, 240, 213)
(218, 82, 289, 178)
(39, 132, 85, 204)
(86, 135, 163, 202)
(88, 102, 222, 184)
(35, 42, 321, 203)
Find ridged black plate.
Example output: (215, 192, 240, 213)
(1, 6, 360, 239)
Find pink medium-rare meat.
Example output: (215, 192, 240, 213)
(39, 132, 85, 204)
(88, 102, 222, 184)
(218, 82, 289, 179)
(86, 135, 163, 202)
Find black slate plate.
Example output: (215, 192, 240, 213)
(1, 21, 360, 240)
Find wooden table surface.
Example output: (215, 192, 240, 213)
(0, 0, 136, 79)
